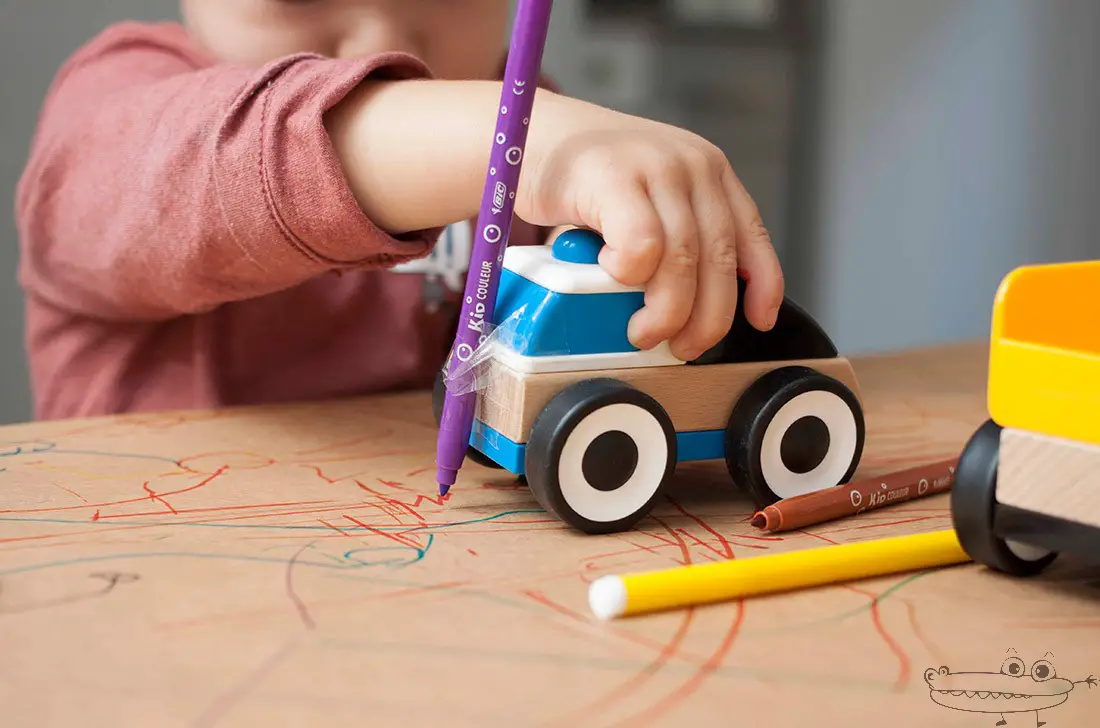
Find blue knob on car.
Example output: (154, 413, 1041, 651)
(552, 228, 605, 264)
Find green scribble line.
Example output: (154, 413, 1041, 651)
(741, 570, 938, 637)
(0, 509, 546, 533)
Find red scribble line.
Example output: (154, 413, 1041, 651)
(542, 608, 696, 728)
(608, 518, 747, 728)
(0, 466, 227, 515)
(668, 498, 734, 558)
(543, 517, 699, 727)
(406, 467, 432, 477)
(142, 481, 178, 514)
(615, 601, 746, 728)
(636, 529, 678, 548)
(95, 500, 330, 521)
(377, 478, 414, 493)
(342, 514, 421, 550)
(726, 531, 785, 543)
(308, 465, 339, 484)
(192, 638, 300, 728)
(844, 584, 910, 691)
(356, 479, 451, 521)
(467, 549, 478, 556)
(236, 524, 568, 542)
(285, 543, 316, 630)
(797, 529, 840, 546)
(649, 516, 691, 566)
(91, 510, 100, 521)
(819, 514, 948, 535)
(520, 589, 701, 659)
(317, 519, 368, 545)
(904, 599, 947, 666)
(871, 598, 910, 690)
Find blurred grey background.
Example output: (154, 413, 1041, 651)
(1, 0, 1098, 424)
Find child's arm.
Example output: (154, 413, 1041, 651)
(327, 78, 785, 361)
(16, 22, 446, 323)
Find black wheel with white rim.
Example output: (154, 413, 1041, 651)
(525, 378, 677, 534)
(725, 365, 865, 507)
(951, 419, 1057, 576)
(431, 369, 503, 470)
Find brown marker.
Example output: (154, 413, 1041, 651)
(750, 458, 958, 532)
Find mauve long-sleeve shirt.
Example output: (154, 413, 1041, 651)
(15, 21, 548, 420)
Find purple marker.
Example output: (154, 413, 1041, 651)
(435, 0, 554, 496)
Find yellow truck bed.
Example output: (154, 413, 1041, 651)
(988, 260, 1100, 446)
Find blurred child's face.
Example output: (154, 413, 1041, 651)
(181, 0, 511, 79)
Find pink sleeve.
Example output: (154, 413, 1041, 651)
(15, 22, 442, 321)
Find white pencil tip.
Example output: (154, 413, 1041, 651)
(588, 575, 627, 620)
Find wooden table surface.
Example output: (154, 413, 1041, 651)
(2, 341, 1097, 728)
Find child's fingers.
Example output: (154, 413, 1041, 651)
(667, 176, 739, 361)
(626, 182, 699, 351)
(721, 166, 784, 329)
(591, 177, 664, 287)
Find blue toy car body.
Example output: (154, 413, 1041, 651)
(433, 229, 866, 534)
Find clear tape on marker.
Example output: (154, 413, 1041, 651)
(440, 284, 561, 396)
(441, 306, 526, 397)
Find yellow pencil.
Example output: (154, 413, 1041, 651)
(588, 528, 971, 620)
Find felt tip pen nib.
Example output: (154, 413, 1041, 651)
(436, 466, 457, 498)
(750, 513, 766, 529)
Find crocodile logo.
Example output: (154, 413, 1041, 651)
(924, 650, 1094, 726)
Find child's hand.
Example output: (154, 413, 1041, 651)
(520, 94, 784, 362)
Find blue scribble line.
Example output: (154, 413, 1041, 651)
(0, 440, 179, 465)
(0, 509, 545, 533)
(0, 533, 435, 578)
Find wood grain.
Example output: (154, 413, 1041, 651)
(998, 426, 1100, 529)
(477, 356, 861, 442)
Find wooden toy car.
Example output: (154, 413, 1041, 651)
(433, 229, 866, 534)
(953, 261, 1100, 574)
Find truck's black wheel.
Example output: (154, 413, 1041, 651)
(432, 370, 503, 470)
(951, 419, 1057, 576)
(525, 379, 677, 534)
(724, 366, 864, 507)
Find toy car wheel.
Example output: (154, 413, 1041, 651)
(951, 419, 1057, 576)
(724, 365, 864, 506)
(525, 378, 677, 534)
(431, 370, 503, 470)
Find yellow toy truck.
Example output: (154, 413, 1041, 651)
(953, 260, 1100, 575)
